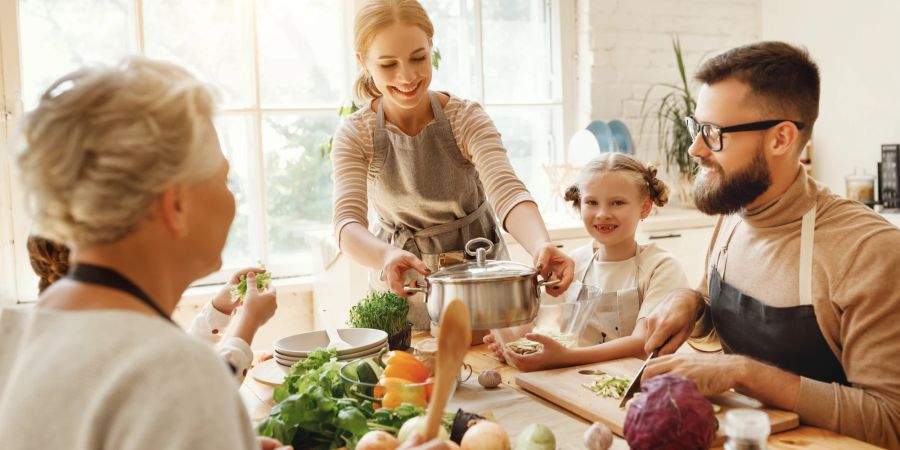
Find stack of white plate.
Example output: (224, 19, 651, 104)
(272, 328, 388, 368)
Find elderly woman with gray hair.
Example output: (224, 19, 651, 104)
(0, 57, 448, 450)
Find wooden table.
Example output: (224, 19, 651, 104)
(241, 340, 881, 449)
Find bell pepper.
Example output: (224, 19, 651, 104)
(379, 350, 429, 383)
(374, 376, 427, 409)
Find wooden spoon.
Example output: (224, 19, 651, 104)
(422, 299, 472, 441)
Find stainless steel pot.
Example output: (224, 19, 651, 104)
(405, 238, 559, 330)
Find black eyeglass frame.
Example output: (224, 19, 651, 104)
(684, 116, 805, 152)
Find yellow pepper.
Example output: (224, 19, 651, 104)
(374, 377, 427, 409)
(380, 350, 429, 383)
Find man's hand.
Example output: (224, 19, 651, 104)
(642, 353, 750, 395)
(644, 288, 704, 356)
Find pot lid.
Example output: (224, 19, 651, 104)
(428, 259, 536, 282)
(427, 238, 536, 282)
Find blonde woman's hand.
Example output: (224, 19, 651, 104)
(533, 244, 574, 297)
(211, 267, 266, 315)
(382, 247, 429, 297)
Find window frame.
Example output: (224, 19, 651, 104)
(0, 0, 577, 303)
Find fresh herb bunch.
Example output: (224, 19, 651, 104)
(347, 290, 410, 337)
(259, 348, 443, 449)
(230, 270, 273, 300)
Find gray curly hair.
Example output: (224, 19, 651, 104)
(18, 57, 219, 247)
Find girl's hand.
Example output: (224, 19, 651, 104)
(211, 267, 266, 315)
(382, 247, 429, 297)
(257, 436, 292, 450)
(240, 272, 278, 329)
(482, 334, 505, 362)
(504, 333, 572, 372)
(533, 244, 575, 297)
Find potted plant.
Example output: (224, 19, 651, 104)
(347, 290, 412, 350)
(641, 36, 698, 206)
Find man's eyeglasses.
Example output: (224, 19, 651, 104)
(684, 116, 805, 152)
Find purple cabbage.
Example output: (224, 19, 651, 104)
(623, 375, 716, 450)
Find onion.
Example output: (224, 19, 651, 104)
(398, 416, 449, 443)
(460, 421, 510, 450)
(356, 430, 400, 450)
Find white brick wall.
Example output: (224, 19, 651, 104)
(576, 0, 761, 190)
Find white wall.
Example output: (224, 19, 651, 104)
(761, 0, 900, 196)
(577, 0, 761, 188)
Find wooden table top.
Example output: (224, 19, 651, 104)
(241, 337, 881, 449)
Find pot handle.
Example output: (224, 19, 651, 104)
(404, 280, 428, 295)
(538, 278, 562, 287)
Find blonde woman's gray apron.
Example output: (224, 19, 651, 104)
(709, 207, 848, 385)
(577, 245, 644, 344)
(368, 92, 508, 330)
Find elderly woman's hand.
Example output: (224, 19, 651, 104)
(533, 243, 574, 297)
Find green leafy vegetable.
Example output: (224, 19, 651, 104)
(347, 290, 409, 337)
(259, 348, 449, 449)
(231, 270, 273, 300)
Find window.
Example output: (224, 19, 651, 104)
(0, 0, 574, 305)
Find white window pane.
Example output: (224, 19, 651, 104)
(143, 0, 255, 109)
(482, 0, 554, 103)
(257, 0, 346, 107)
(261, 114, 337, 271)
(486, 106, 562, 212)
(18, 0, 137, 110)
(216, 114, 257, 270)
(420, 0, 477, 99)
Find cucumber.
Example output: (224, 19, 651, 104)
(356, 359, 380, 385)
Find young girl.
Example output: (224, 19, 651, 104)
(26, 234, 275, 383)
(485, 153, 690, 372)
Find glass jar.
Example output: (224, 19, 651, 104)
(846, 167, 875, 203)
(724, 409, 770, 450)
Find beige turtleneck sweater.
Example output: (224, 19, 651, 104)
(694, 167, 900, 448)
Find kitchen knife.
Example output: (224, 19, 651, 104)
(618, 350, 656, 408)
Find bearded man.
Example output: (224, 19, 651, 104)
(641, 41, 900, 448)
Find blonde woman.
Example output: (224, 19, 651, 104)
(332, 0, 574, 329)
(0, 57, 446, 450)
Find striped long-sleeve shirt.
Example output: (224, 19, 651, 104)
(331, 92, 534, 241)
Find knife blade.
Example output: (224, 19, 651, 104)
(618, 350, 656, 408)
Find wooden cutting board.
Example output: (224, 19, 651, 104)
(516, 357, 799, 447)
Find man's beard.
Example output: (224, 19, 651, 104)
(692, 145, 772, 215)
